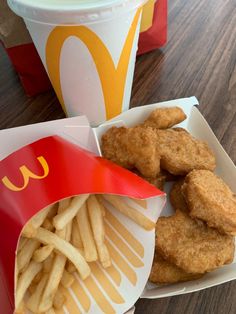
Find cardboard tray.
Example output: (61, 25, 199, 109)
(95, 96, 236, 299)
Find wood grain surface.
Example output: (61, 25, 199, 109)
(0, 0, 236, 313)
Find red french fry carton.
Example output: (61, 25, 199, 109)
(0, 118, 165, 313)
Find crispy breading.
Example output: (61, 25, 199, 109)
(170, 179, 189, 212)
(182, 170, 236, 235)
(135, 171, 165, 190)
(156, 129, 216, 175)
(101, 126, 161, 178)
(172, 127, 189, 134)
(155, 210, 234, 274)
(149, 252, 203, 284)
(142, 107, 186, 129)
(159, 169, 179, 182)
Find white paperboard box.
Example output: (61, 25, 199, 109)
(95, 96, 236, 299)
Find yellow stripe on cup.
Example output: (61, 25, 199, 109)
(106, 241, 137, 286)
(70, 278, 91, 312)
(90, 263, 124, 304)
(105, 210, 144, 258)
(46, 8, 142, 119)
(83, 275, 116, 314)
(105, 222, 144, 268)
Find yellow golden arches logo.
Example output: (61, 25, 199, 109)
(45, 8, 142, 120)
(2, 156, 49, 192)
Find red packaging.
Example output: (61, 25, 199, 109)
(138, 0, 168, 55)
(5, 43, 52, 96)
(0, 130, 165, 313)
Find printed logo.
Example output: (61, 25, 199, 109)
(1, 156, 49, 192)
(46, 8, 142, 119)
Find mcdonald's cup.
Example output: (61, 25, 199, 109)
(8, 0, 147, 125)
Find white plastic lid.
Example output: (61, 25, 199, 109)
(7, 0, 147, 24)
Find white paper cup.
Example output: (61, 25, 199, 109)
(8, 0, 147, 125)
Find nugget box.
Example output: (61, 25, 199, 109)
(96, 96, 236, 300)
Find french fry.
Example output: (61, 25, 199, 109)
(17, 192, 153, 311)
(76, 202, 98, 262)
(17, 239, 40, 273)
(39, 254, 67, 312)
(42, 218, 54, 231)
(78, 248, 85, 258)
(55, 198, 72, 239)
(43, 253, 54, 273)
(28, 283, 37, 294)
(45, 308, 56, 314)
(65, 221, 72, 242)
(58, 198, 71, 213)
(56, 219, 72, 243)
(32, 270, 43, 284)
(87, 195, 111, 268)
(47, 204, 58, 219)
(67, 261, 76, 273)
(26, 273, 48, 313)
(71, 218, 83, 248)
(16, 261, 42, 309)
(61, 269, 75, 288)
(53, 289, 66, 309)
(53, 194, 89, 230)
(17, 237, 28, 251)
(22, 204, 54, 237)
(15, 263, 19, 288)
(96, 194, 106, 216)
(103, 194, 156, 230)
(33, 245, 54, 263)
(38, 221, 72, 312)
(14, 300, 25, 314)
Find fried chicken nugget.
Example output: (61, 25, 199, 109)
(156, 129, 216, 175)
(182, 170, 236, 235)
(159, 169, 179, 182)
(149, 252, 203, 284)
(172, 127, 189, 134)
(156, 210, 234, 274)
(170, 179, 189, 213)
(143, 107, 187, 129)
(101, 126, 160, 178)
(132, 169, 166, 190)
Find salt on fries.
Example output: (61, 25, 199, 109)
(15, 193, 153, 313)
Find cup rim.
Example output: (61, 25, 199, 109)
(7, 0, 147, 25)
(9, 0, 127, 11)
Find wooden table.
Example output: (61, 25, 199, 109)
(1, 0, 236, 313)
